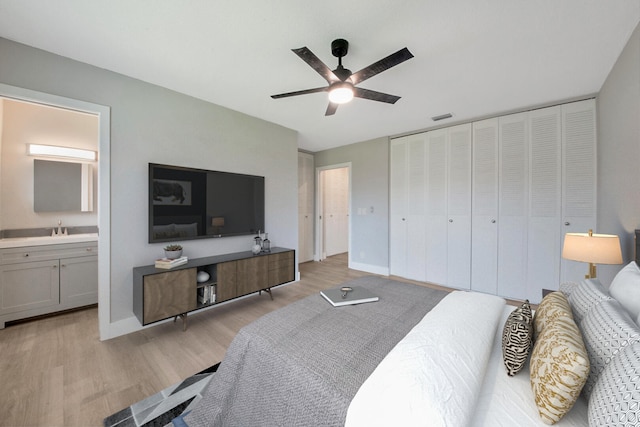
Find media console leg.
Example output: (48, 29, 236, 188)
(259, 288, 274, 301)
(173, 313, 188, 331)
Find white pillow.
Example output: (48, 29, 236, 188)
(608, 261, 640, 321)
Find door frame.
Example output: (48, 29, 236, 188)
(315, 162, 352, 262)
(0, 83, 111, 339)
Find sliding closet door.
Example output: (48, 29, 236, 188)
(497, 112, 529, 300)
(471, 118, 499, 294)
(425, 129, 448, 285)
(447, 124, 472, 290)
(527, 106, 562, 302)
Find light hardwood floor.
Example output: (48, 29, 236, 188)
(0, 254, 519, 426)
(0, 253, 371, 426)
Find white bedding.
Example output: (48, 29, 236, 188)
(346, 291, 505, 427)
(346, 291, 589, 427)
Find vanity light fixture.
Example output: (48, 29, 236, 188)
(28, 144, 96, 161)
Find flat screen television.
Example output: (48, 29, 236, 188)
(149, 163, 265, 243)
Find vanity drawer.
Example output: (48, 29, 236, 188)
(0, 242, 98, 265)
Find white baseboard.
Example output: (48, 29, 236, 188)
(348, 261, 389, 276)
(101, 315, 144, 341)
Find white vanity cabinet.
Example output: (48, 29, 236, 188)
(0, 241, 97, 328)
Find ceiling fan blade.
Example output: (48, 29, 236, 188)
(354, 87, 401, 104)
(292, 47, 340, 83)
(271, 86, 328, 99)
(325, 102, 338, 116)
(350, 47, 414, 85)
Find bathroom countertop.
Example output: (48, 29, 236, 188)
(0, 233, 98, 249)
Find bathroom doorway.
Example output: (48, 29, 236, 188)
(0, 83, 110, 337)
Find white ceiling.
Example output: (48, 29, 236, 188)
(1, 1, 639, 152)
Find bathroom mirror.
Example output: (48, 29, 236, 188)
(33, 159, 94, 212)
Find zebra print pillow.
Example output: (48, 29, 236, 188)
(502, 300, 533, 376)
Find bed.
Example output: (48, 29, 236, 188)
(182, 264, 640, 427)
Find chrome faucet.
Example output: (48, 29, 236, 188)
(51, 220, 67, 236)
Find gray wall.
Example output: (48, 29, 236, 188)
(597, 22, 640, 285)
(314, 137, 389, 274)
(0, 38, 298, 338)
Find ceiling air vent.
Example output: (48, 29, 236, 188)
(431, 113, 453, 122)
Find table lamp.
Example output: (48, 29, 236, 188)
(211, 217, 225, 235)
(562, 229, 623, 279)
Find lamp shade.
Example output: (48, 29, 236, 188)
(562, 231, 623, 264)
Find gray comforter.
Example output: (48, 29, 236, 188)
(184, 276, 447, 427)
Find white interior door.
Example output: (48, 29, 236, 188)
(318, 166, 350, 259)
(298, 152, 314, 263)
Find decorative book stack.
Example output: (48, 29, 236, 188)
(155, 256, 188, 269)
(198, 284, 216, 305)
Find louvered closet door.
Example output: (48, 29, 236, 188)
(389, 137, 409, 277)
(528, 106, 562, 303)
(561, 99, 597, 283)
(425, 129, 448, 285)
(497, 112, 529, 300)
(471, 118, 499, 294)
(406, 134, 427, 281)
(447, 124, 472, 290)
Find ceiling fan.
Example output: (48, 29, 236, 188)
(271, 39, 414, 116)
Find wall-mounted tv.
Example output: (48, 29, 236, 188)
(149, 163, 265, 243)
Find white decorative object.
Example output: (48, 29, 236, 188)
(197, 271, 210, 283)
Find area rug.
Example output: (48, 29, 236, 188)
(103, 363, 219, 427)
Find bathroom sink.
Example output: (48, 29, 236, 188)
(0, 233, 98, 249)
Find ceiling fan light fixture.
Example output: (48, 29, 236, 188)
(328, 82, 354, 104)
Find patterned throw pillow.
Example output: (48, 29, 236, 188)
(567, 279, 613, 323)
(530, 315, 590, 424)
(579, 299, 640, 399)
(533, 291, 573, 340)
(502, 300, 533, 376)
(588, 343, 640, 426)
